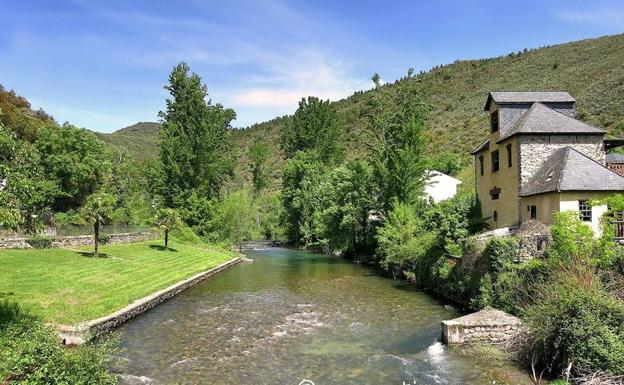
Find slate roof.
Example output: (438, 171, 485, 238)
(520, 147, 624, 196)
(607, 153, 624, 163)
(498, 102, 605, 142)
(484, 91, 575, 111)
(470, 139, 490, 155)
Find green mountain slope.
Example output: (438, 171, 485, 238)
(109, 33, 624, 182)
(97, 122, 160, 161)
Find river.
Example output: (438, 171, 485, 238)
(118, 247, 534, 385)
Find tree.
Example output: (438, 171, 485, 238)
(281, 151, 326, 245)
(365, 70, 429, 212)
(35, 124, 111, 211)
(79, 192, 116, 256)
(0, 122, 56, 232)
(153, 208, 180, 250)
(249, 142, 269, 194)
(279, 96, 344, 163)
(315, 160, 376, 256)
(158, 62, 235, 207)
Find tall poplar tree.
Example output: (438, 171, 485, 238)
(365, 71, 429, 213)
(158, 62, 235, 206)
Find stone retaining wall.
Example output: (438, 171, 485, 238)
(0, 231, 159, 249)
(442, 308, 522, 345)
(58, 256, 246, 345)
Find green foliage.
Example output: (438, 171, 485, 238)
(314, 160, 376, 256)
(549, 211, 596, 261)
(35, 124, 111, 212)
(97, 122, 160, 162)
(0, 84, 56, 141)
(525, 268, 624, 376)
(0, 300, 117, 385)
(25, 237, 53, 249)
(170, 222, 202, 244)
(376, 201, 438, 272)
(281, 151, 327, 245)
(78, 192, 117, 255)
(157, 62, 235, 207)
(213, 190, 261, 245)
(430, 152, 462, 176)
(153, 207, 181, 249)
(249, 142, 270, 193)
(255, 191, 283, 240)
(483, 237, 519, 274)
(280, 97, 345, 163)
(365, 72, 429, 211)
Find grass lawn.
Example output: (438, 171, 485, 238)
(0, 240, 236, 324)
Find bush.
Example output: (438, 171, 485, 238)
(170, 222, 201, 244)
(524, 267, 624, 376)
(483, 237, 518, 274)
(98, 232, 111, 245)
(0, 301, 117, 384)
(549, 211, 594, 262)
(25, 236, 53, 249)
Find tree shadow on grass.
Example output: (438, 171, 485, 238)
(149, 245, 178, 252)
(77, 252, 110, 258)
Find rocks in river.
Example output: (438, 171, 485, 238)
(116, 374, 153, 385)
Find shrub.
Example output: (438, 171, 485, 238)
(0, 301, 117, 384)
(483, 237, 518, 274)
(98, 232, 111, 245)
(524, 268, 624, 376)
(170, 222, 201, 244)
(549, 211, 594, 262)
(25, 236, 53, 249)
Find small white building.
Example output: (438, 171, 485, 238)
(425, 171, 462, 203)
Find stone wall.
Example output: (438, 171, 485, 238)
(0, 231, 159, 249)
(59, 256, 246, 345)
(442, 308, 522, 345)
(519, 134, 605, 186)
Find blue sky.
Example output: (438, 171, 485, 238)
(1, 1, 624, 133)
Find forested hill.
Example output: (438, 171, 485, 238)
(97, 122, 160, 162)
(103, 33, 624, 175)
(231, 33, 624, 175)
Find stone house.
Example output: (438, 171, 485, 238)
(471, 91, 624, 236)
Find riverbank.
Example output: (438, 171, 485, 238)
(0, 240, 236, 324)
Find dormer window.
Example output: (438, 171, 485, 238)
(490, 110, 499, 133)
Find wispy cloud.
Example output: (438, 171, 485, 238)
(553, 6, 624, 29)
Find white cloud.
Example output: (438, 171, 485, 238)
(227, 50, 371, 111)
(554, 7, 624, 28)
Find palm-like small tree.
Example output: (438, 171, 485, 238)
(79, 192, 116, 256)
(154, 208, 180, 250)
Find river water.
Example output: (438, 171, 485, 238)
(119, 247, 534, 385)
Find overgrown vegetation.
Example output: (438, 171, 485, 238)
(0, 300, 117, 385)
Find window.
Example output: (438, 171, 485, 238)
(490, 186, 501, 200)
(528, 205, 537, 220)
(506, 143, 513, 168)
(479, 155, 484, 176)
(491, 150, 500, 172)
(578, 200, 592, 222)
(490, 111, 499, 133)
(493, 210, 498, 222)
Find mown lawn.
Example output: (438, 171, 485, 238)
(0, 240, 236, 324)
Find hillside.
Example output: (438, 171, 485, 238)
(97, 122, 160, 161)
(108, 33, 624, 183)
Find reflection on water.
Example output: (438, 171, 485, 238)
(119, 248, 533, 385)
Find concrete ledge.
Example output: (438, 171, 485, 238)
(442, 308, 522, 345)
(58, 256, 246, 345)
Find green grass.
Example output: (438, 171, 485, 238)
(0, 240, 236, 324)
